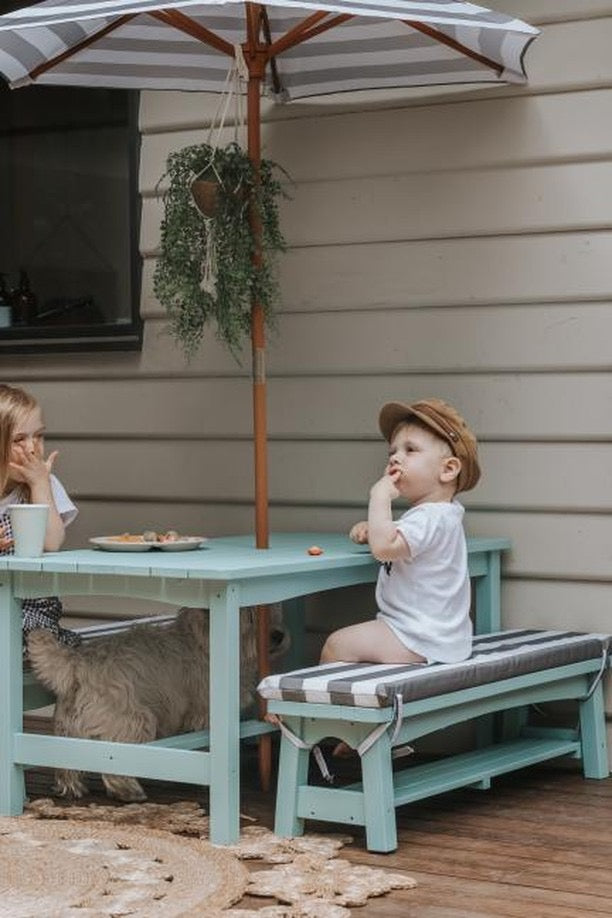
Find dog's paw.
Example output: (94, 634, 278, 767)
(103, 775, 148, 803)
(52, 773, 88, 799)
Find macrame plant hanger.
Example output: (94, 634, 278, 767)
(191, 46, 249, 294)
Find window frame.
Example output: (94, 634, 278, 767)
(0, 88, 143, 355)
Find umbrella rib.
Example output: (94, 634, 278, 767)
(260, 8, 283, 96)
(151, 9, 234, 57)
(268, 12, 353, 57)
(404, 20, 504, 76)
(28, 14, 136, 81)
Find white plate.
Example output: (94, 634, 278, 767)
(90, 537, 207, 552)
(157, 537, 207, 552)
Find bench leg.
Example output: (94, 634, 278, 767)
(499, 705, 529, 741)
(579, 682, 609, 779)
(361, 731, 397, 853)
(274, 716, 308, 838)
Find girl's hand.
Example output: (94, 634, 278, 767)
(9, 447, 58, 488)
(349, 521, 369, 544)
(0, 537, 13, 552)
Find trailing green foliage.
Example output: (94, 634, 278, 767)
(153, 141, 288, 359)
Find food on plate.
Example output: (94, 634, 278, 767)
(160, 530, 180, 542)
(109, 530, 186, 544)
(109, 533, 147, 543)
(307, 545, 323, 556)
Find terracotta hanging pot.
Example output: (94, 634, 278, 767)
(191, 178, 219, 218)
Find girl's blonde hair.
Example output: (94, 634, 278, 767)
(0, 383, 39, 495)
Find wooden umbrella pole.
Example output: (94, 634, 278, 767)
(246, 36, 273, 791)
(248, 63, 268, 553)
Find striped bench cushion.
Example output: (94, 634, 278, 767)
(258, 630, 610, 709)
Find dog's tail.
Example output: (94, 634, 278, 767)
(27, 630, 78, 696)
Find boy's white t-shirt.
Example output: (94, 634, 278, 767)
(0, 474, 78, 526)
(375, 500, 471, 663)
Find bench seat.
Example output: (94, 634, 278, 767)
(258, 629, 609, 707)
(259, 629, 610, 853)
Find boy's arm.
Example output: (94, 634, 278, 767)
(367, 472, 410, 562)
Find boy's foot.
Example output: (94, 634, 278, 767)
(332, 741, 356, 758)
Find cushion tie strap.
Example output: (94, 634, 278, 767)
(582, 640, 610, 701)
(356, 694, 412, 758)
(275, 693, 409, 784)
(275, 718, 334, 784)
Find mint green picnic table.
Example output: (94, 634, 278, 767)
(0, 532, 509, 844)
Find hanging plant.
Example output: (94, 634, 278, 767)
(153, 141, 289, 359)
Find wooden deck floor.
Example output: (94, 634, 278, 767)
(23, 722, 612, 918)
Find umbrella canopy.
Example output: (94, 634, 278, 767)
(0, 1, 537, 96)
(0, 1, 539, 551)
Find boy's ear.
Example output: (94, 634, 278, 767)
(440, 456, 461, 485)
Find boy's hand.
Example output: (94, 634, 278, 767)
(9, 448, 58, 488)
(349, 521, 369, 544)
(370, 466, 401, 502)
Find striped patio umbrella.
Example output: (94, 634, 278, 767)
(0, 0, 538, 784)
(0, 0, 538, 551)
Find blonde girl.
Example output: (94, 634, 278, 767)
(0, 383, 80, 647)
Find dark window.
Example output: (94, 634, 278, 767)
(0, 82, 142, 352)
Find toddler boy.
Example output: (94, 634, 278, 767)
(321, 398, 481, 667)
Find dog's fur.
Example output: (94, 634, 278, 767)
(27, 606, 265, 803)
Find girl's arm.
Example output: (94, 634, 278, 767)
(367, 471, 410, 562)
(9, 449, 66, 551)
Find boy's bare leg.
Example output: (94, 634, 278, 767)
(320, 620, 425, 756)
(320, 619, 426, 665)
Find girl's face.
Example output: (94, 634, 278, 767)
(10, 406, 45, 468)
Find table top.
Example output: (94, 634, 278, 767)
(0, 532, 511, 580)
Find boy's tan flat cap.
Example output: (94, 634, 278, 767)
(379, 398, 481, 493)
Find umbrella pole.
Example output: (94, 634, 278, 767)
(247, 53, 273, 790)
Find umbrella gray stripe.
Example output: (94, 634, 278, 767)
(80, 39, 456, 67)
(35, 72, 225, 90)
(97, 37, 232, 55)
(0, 31, 49, 73)
(54, 59, 232, 80)
(284, 71, 500, 98)
(47, 20, 91, 46)
(101, 31, 441, 57)
(279, 56, 483, 85)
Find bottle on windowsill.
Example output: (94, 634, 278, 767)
(11, 270, 38, 326)
(0, 273, 11, 327)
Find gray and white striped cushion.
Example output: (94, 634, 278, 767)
(258, 630, 610, 708)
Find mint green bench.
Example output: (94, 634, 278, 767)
(259, 616, 610, 853)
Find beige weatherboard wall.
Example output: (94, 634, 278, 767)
(4, 2, 611, 753)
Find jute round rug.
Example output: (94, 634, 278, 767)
(0, 816, 248, 917)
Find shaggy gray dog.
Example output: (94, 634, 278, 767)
(27, 606, 260, 803)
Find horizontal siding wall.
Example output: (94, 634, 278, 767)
(4, 1, 611, 748)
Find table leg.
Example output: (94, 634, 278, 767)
(474, 550, 502, 634)
(0, 576, 26, 814)
(208, 583, 241, 845)
(256, 603, 272, 792)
